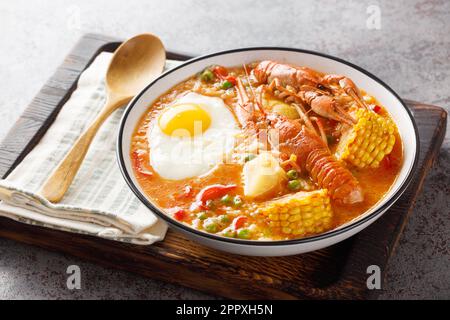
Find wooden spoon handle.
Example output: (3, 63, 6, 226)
(39, 94, 130, 203)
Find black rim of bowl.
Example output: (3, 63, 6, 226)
(116, 47, 420, 246)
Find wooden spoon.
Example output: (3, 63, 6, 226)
(39, 33, 166, 202)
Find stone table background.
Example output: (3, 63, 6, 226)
(0, 0, 448, 299)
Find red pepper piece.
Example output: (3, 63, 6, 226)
(232, 216, 247, 230)
(170, 207, 186, 221)
(195, 184, 237, 205)
(213, 66, 228, 79)
(373, 105, 382, 113)
(224, 75, 236, 85)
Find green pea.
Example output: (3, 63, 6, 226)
(220, 194, 232, 205)
(197, 212, 207, 220)
(200, 69, 214, 82)
(233, 196, 243, 207)
(237, 228, 251, 239)
(219, 214, 230, 223)
(244, 154, 256, 162)
(286, 169, 298, 180)
(221, 80, 233, 89)
(288, 179, 301, 191)
(223, 229, 236, 238)
(204, 221, 218, 233)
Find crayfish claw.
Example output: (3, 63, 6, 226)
(338, 77, 369, 110)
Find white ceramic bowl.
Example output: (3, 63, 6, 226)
(117, 48, 419, 256)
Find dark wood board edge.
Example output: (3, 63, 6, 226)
(0, 33, 447, 299)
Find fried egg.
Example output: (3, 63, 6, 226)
(148, 92, 239, 180)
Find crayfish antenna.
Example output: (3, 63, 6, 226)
(243, 64, 266, 118)
(293, 103, 320, 137)
(235, 77, 255, 128)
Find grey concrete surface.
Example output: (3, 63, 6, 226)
(0, 0, 448, 299)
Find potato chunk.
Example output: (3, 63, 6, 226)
(263, 99, 299, 119)
(243, 152, 286, 198)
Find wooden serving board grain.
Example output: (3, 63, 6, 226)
(0, 33, 446, 300)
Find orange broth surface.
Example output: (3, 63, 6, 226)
(130, 65, 403, 241)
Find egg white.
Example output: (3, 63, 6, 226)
(147, 92, 239, 180)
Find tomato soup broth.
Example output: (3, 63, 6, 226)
(130, 62, 403, 241)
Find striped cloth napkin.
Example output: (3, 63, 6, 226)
(0, 52, 181, 245)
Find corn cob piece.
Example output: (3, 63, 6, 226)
(257, 189, 333, 236)
(335, 108, 396, 168)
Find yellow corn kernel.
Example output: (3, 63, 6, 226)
(258, 189, 333, 236)
(269, 213, 279, 220)
(282, 227, 292, 234)
(335, 108, 396, 168)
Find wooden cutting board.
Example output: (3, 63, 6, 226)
(0, 33, 446, 299)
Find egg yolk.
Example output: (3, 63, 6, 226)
(158, 103, 211, 137)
